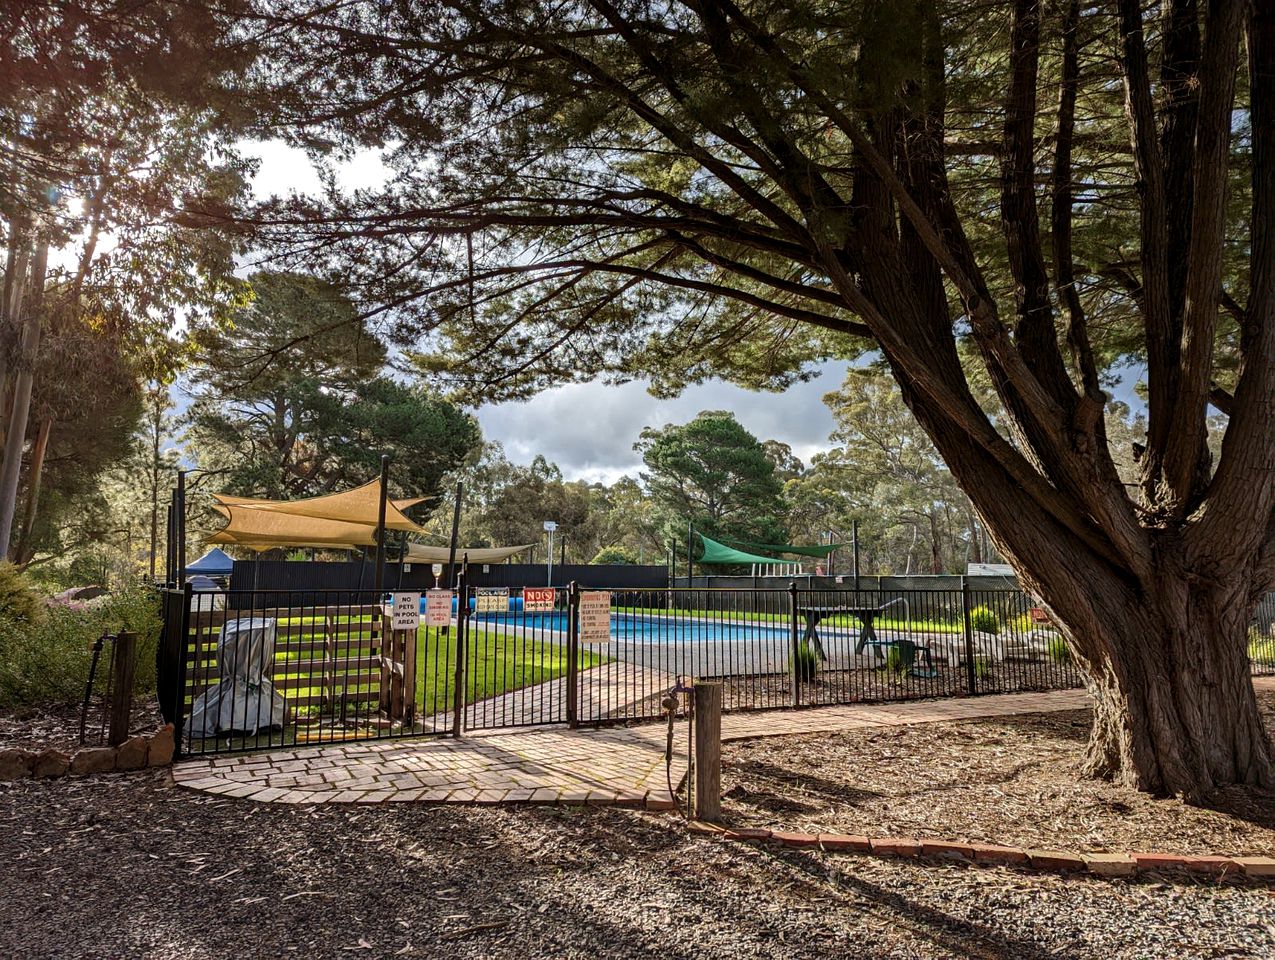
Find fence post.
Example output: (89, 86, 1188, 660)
(789, 580, 801, 708)
(108, 631, 138, 746)
(173, 581, 193, 759)
(566, 581, 580, 728)
(451, 570, 468, 738)
(693, 682, 722, 822)
(962, 576, 978, 696)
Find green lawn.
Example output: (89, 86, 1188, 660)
(614, 603, 965, 634)
(415, 627, 608, 716)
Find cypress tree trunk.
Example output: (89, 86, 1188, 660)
(1062, 581, 1271, 796)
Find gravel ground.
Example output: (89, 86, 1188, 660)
(722, 693, 1275, 856)
(3, 770, 1274, 959)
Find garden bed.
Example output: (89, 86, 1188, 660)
(713, 661, 1083, 712)
(720, 690, 1275, 857)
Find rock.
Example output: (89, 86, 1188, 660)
(148, 724, 175, 766)
(115, 736, 149, 771)
(0, 748, 36, 780)
(69, 747, 117, 776)
(31, 749, 70, 778)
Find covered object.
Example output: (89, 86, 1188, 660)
(187, 618, 288, 736)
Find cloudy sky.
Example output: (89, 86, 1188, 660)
(245, 140, 850, 483)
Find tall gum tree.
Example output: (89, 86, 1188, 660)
(236, 0, 1274, 797)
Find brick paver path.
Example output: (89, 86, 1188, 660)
(442, 661, 675, 730)
(173, 679, 1275, 807)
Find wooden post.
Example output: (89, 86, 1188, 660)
(693, 682, 722, 822)
(108, 631, 138, 746)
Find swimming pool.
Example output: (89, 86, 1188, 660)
(467, 610, 860, 646)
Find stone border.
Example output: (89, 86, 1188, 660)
(0, 724, 175, 780)
(687, 822, 1275, 881)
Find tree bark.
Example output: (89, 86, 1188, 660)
(1059, 576, 1272, 797)
(0, 237, 47, 559)
(12, 416, 52, 566)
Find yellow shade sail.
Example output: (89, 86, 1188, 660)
(403, 542, 535, 564)
(210, 479, 426, 532)
(208, 506, 380, 548)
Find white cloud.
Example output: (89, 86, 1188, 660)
(239, 139, 851, 482)
(475, 363, 849, 483)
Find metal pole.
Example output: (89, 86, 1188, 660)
(176, 470, 187, 587)
(396, 530, 406, 589)
(447, 481, 463, 589)
(373, 454, 390, 602)
(165, 499, 176, 584)
(789, 580, 800, 707)
(852, 519, 860, 591)
(560, 534, 566, 569)
(547, 527, 554, 586)
(566, 580, 579, 728)
(962, 576, 978, 696)
(451, 565, 468, 737)
(688, 522, 695, 582)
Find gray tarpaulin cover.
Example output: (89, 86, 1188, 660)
(188, 618, 288, 736)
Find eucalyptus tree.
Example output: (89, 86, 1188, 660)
(0, 1, 253, 558)
(239, 0, 1273, 796)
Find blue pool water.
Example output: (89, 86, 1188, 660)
(467, 610, 857, 645)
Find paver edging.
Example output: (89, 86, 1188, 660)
(691, 824, 1275, 883)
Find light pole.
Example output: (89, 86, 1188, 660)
(544, 520, 558, 586)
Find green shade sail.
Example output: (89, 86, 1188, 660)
(715, 535, 842, 558)
(696, 534, 796, 566)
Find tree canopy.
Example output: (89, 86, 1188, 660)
(186, 272, 481, 506)
(638, 410, 788, 559)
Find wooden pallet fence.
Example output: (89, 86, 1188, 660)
(183, 604, 387, 721)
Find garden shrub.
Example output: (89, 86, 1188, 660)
(0, 581, 160, 710)
(969, 605, 1000, 634)
(591, 546, 638, 565)
(1249, 633, 1275, 667)
(1008, 612, 1034, 634)
(974, 656, 992, 680)
(793, 641, 819, 682)
(1047, 635, 1072, 664)
(882, 644, 909, 677)
(0, 561, 45, 625)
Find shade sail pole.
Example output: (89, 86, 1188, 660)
(687, 521, 693, 582)
(373, 454, 389, 601)
(447, 481, 463, 589)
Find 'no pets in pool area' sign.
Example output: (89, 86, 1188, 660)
(391, 593, 421, 631)
(523, 587, 556, 613)
(578, 591, 612, 643)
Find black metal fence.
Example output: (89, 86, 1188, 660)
(158, 582, 1275, 757)
(159, 585, 456, 757)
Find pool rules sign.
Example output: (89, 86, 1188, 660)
(578, 591, 611, 643)
(423, 590, 452, 627)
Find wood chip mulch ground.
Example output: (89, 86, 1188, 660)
(720, 691, 1275, 858)
(0, 698, 163, 755)
(4, 770, 1275, 959)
